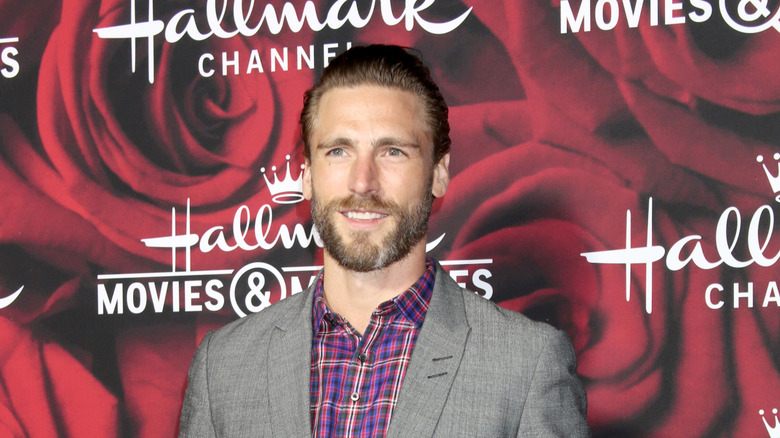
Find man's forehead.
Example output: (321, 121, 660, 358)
(318, 84, 422, 108)
(313, 85, 431, 138)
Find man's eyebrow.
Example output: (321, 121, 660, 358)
(373, 137, 420, 149)
(316, 137, 354, 150)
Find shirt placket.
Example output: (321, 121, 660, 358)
(339, 311, 389, 437)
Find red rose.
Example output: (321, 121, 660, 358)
(3, 0, 323, 434)
(452, 1, 780, 435)
(0, 0, 61, 70)
(27, 0, 314, 273)
(468, 0, 779, 208)
(115, 321, 216, 438)
(0, 317, 119, 436)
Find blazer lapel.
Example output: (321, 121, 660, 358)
(267, 287, 317, 438)
(386, 264, 471, 437)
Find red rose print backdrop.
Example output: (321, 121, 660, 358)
(1, 0, 779, 436)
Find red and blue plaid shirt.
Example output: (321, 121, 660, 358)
(310, 259, 436, 437)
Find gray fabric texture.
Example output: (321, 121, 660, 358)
(178, 262, 589, 437)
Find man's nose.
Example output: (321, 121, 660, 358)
(348, 154, 380, 196)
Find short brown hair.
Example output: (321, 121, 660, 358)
(300, 44, 451, 163)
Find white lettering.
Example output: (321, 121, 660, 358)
(94, 0, 472, 83)
(185, 280, 202, 312)
(734, 282, 753, 308)
(207, 0, 237, 38)
(688, 0, 712, 22)
(0, 285, 23, 309)
(166, 9, 211, 42)
(97, 279, 229, 314)
(198, 53, 215, 77)
(561, 0, 718, 32)
(650, 0, 659, 25)
(323, 43, 339, 67)
(98, 283, 123, 315)
(290, 274, 318, 295)
(666, 235, 720, 271)
(232, 205, 255, 250)
(149, 282, 168, 313)
(764, 281, 780, 307)
(748, 205, 780, 266)
(247, 49, 264, 73)
(688, 0, 712, 23)
(623, 0, 644, 28)
(561, 0, 591, 33)
(705, 283, 724, 309)
(297, 45, 314, 70)
(222, 50, 239, 76)
(595, 0, 619, 30)
(401, 0, 473, 34)
(1, 47, 19, 78)
(271, 47, 288, 72)
(665, 0, 685, 25)
(127, 283, 147, 314)
(473, 269, 493, 299)
(716, 207, 751, 268)
(327, 0, 374, 28)
(172, 281, 180, 312)
(205, 279, 225, 311)
(201, 226, 237, 252)
(583, 197, 780, 314)
(279, 223, 317, 249)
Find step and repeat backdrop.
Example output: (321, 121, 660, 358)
(1, 0, 779, 436)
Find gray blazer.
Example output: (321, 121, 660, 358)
(179, 263, 589, 437)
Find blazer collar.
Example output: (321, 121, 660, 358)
(266, 262, 471, 437)
(267, 279, 318, 437)
(386, 262, 471, 437)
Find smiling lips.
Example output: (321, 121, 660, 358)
(343, 210, 388, 221)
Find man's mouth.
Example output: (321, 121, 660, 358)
(343, 211, 388, 221)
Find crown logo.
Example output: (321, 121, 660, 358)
(757, 153, 780, 202)
(761, 408, 780, 438)
(262, 155, 304, 204)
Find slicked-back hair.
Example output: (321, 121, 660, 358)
(300, 44, 451, 164)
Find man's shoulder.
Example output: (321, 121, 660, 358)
(434, 270, 565, 355)
(441, 281, 576, 373)
(433, 266, 556, 339)
(459, 285, 557, 338)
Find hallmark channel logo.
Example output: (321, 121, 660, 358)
(581, 154, 780, 314)
(560, 0, 780, 34)
(96, 157, 494, 317)
(761, 408, 780, 438)
(262, 155, 305, 204)
(92, 0, 473, 83)
(0, 36, 19, 78)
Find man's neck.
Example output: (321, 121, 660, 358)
(321, 243, 428, 334)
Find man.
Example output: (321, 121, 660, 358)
(179, 44, 589, 437)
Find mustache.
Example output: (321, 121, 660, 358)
(331, 194, 401, 213)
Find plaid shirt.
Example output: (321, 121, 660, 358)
(310, 259, 436, 437)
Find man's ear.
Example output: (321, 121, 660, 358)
(302, 158, 312, 200)
(431, 152, 450, 198)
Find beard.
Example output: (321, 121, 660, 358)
(311, 186, 434, 273)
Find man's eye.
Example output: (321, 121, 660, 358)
(387, 148, 404, 157)
(326, 148, 345, 157)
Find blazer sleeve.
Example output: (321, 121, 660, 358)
(516, 329, 590, 437)
(179, 330, 218, 438)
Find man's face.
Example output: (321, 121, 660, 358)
(302, 85, 450, 272)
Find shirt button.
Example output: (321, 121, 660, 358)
(350, 392, 360, 402)
(358, 353, 368, 362)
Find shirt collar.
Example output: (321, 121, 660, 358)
(312, 258, 436, 334)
